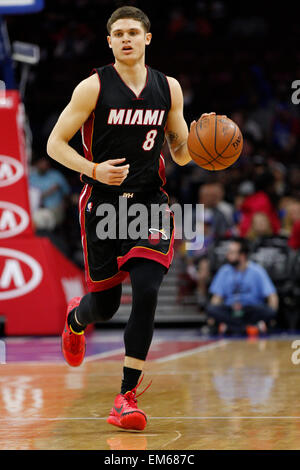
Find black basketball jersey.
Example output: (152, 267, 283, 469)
(81, 64, 171, 193)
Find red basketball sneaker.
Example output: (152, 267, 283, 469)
(62, 297, 86, 367)
(107, 376, 151, 431)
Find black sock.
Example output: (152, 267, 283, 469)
(67, 308, 85, 333)
(121, 366, 142, 394)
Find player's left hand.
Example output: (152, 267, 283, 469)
(199, 112, 228, 119)
(189, 120, 196, 133)
(200, 112, 216, 119)
(189, 112, 218, 132)
(189, 112, 228, 136)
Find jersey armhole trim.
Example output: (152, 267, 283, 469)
(163, 74, 172, 112)
(90, 68, 102, 108)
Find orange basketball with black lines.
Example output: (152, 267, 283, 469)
(187, 114, 243, 171)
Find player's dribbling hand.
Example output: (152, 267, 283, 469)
(189, 112, 217, 133)
(200, 112, 217, 118)
(95, 158, 130, 186)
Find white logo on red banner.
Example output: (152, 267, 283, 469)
(0, 201, 29, 238)
(0, 248, 43, 300)
(0, 155, 24, 188)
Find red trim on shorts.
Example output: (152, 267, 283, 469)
(87, 271, 128, 292)
(118, 245, 174, 271)
(79, 184, 92, 288)
(117, 219, 175, 271)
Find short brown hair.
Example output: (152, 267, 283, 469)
(107, 6, 151, 34)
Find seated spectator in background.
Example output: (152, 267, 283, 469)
(281, 198, 300, 237)
(231, 109, 263, 144)
(181, 184, 234, 308)
(214, 182, 234, 227)
(270, 161, 287, 197)
(29, 156, 70, 231)
(287, 200, 300, 250)
(206, 238, 278, 335)
(288, 166, 300, 200)
(238, 168, 281, 237)
(289, 221, 300, 250)
(270, 103, 300, 154)
(178, 73, 195, 124)
(167, 8, 188, 38)
(198, 182, 232, 236)
(246, 212, 273, 241)
(184, 209, 215, 308)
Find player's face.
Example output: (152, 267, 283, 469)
(107, 18, 152, 64)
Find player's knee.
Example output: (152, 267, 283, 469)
(95, 308, 118, 322)
(101, 298, 120, 321)
(90, 287, 121, 322)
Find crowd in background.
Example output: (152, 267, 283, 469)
(4, 0, 300, 330)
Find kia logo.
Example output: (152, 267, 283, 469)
(0, 248, 43, 300)
(0, 201, 29, 238)
(0, 155, 24, 187)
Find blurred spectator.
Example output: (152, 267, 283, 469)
(178, 73, 195, 124)
(229, 16, 268, 38)
(238, 167, 281, 237)
(287, 200, 300, 250)
(231, 109, 263, 144)
(270, 104, 300, 154)
(206, 238, 278, 335)
(288, 166, 300, 200)
(179, 183, 234, 307)
(29, 157, 70, 231)
(183, 208, 215, 308)
(289, 221, 300, 251)
(53, 22, 94, 59)
(280, 198, 300, 237)
(198, 182, 232, 236)
(195, 15, 213, 37)
(167, 8, 188, 37)
(270, 161, 287, 197)
(246, 212, 273, 241)
(214, 182, 234, 227)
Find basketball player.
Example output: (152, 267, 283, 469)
(47, 6, 213, 431)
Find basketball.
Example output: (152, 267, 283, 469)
(187, 114, 243, 171)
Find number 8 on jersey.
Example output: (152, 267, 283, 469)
(142, 129, 157, 151)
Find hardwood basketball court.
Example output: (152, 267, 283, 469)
(0, 330, 299, 450)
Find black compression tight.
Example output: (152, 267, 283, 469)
(76, 284, 122, 324)
(76, 259, 166, 361)
(124, 259, 165, 361)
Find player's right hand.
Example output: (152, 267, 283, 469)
(94, 158, 130, 186)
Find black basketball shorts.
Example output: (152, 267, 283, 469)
(79, 185, 175, 292)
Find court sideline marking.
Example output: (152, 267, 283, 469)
(3, 338, 227, 365)
(161, 431, 182, 448)
(154, 338, 229, 363)
(2, 416, 300, 421)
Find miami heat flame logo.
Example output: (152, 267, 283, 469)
(148, 228, 168, 245)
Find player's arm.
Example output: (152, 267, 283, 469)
(165, 77, 216, 166)
(47, 74, 129, 186)
(164, 76, 192, 166)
